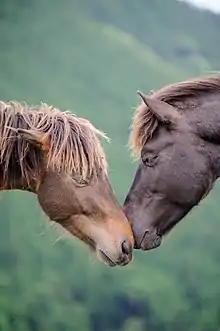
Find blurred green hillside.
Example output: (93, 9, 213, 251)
(1, 1, 220, 331)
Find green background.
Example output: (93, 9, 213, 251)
(1, 1, 220, 330)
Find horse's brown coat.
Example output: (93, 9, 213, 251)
(0, 101, 134, 266)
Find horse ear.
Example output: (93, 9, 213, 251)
(137, 91, 181, 126)
(17, 128, 50, 151)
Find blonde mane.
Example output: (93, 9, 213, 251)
(0, 101, 108, 188)
(129, 74, 220, 157)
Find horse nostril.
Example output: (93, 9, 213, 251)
(121, 239, 132, 255)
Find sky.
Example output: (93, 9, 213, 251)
(180, 0, 220, 13)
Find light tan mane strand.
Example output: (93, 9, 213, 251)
(129, 74, 220, 157)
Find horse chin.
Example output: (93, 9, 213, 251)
(96, 249, 117, 267)
(84, 240, 115, 266)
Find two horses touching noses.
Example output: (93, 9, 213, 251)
(1, 73, 220, 268)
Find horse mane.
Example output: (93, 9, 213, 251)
(0, 101, 108, 188)
(129, 74, 220, 157)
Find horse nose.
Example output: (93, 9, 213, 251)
(112, 238, 133, 267)
(121, 239, 132, 256)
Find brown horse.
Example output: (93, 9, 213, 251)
(124, 74, 220, 251)
(0, 101, 134, 266)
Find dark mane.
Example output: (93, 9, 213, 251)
(129, 74, 220, 157)
(0, 101, 108, 189)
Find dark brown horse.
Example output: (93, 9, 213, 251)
(0, 101, 134, 266)
(124, 74, 220, 251)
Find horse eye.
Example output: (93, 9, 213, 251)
(78, 178, 88, 186)
(142, 153, 158, 167)
(72, 175, 89, 187)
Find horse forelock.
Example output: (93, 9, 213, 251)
(0, 101, 109, 188)
(47, 113, 109, 180)
(129, 74, 220, 157)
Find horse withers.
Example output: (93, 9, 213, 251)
(124, 74, 220, 251)
(0, 101, 134, 266)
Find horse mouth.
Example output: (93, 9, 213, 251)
(97, 249, 132, 267)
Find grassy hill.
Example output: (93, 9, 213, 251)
(0, 1, 220, 330)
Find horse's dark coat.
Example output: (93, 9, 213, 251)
(124, 74, 220, 250)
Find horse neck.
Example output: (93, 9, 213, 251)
(186, 93, 220, 175)
(0, 165, 36, 193)
(187, 93, 220, 139)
